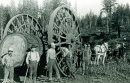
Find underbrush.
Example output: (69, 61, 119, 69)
(88, 59, 130, 75)
(84, 58, 130, 82)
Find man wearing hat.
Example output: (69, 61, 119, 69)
(82, 44, 92, 75)
(2, 47, 15, 83)
(46, 42, 62, 82)
(60, 44, 75, 78)
(26, 45, 40, 83)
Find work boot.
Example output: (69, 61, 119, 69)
(57, 78, 63, 83)
(10, 79, 14, 83)
(48, 80, 53, 83)
(82, 70, 85, 75)
(67, 75, 71, 78)
(2, 79, 8, 83)
(33, 77, 36, 83)
(2, 80, 7, 83)
(29, 77, 33, 83)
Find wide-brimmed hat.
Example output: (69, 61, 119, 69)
(8, 47, 14, 52)
(51, 42, 55, 47)
(30, 45, 37, 49)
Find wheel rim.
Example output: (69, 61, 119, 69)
(3, 14, 42, 38)
(48, 5, 81, 76)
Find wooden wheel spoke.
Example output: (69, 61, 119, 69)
(53, 33, 67, 39)
(27, 16, 31, 27)
(8, 28, 13, 33)
(75, 34, 80, 39)
(22, 16, 24, 24)
(56, 14, 62, 23)
(56, 51, 61, 56)
(54, 23, 67, 35)
(31, 18, 34, 26)
(74, 31, 79, 37)
(55, 41, 67, 46)
(58, 58, 64, 65)
(3, 14, 42, 39)
(61, 18, 73, 34)
(16, 18, 22, 27)
(62, 65, 67, 71)
(11, 22, 17, 31)
(60, 27, 67, 35)
(16, 18, 23, 32)
(35, 24, 39, 31)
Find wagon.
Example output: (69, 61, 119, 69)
(0, 5, 81, 76)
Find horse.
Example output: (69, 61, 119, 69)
(94, 42, 108, 65)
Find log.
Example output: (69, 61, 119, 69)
(0, 33, 43, 67)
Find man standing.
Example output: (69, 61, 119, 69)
(60, 45, 75, 78)
(26, 45, 40, 83)
(2, 47, 15, 83)
(82, 44, 92, 75)
(46, 42, 62, 83)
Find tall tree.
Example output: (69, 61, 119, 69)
(40, 0, 70, 32)
(18, 0, 39, 19)
(10, 0, 18, 17)
(112, 3, 130, 38)
(0, 4, 4, 39)
(79, 12, 98, 36)
(101, 0, 118, 34)
(0, 6, 11, 39)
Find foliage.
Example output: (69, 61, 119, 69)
(0, 0, 71, 39)
(18, 0, 39, 18)
(10, 0, 18, 17)
(79, 11, 98, 36)
(0, 0, 130, 44)
(40, 0, 70, 32)
(111, 3, 130, 39)
(1, 6, 11, 30)
(101, 0, 118, 33)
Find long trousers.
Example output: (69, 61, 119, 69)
(82, 57, 91, 72)
(48, 59, 60, 80)
(4, 66, 14, 82)
(29, 61, 38, 83)
(65, 58, 72, 75)
(65, 57, 75, 78)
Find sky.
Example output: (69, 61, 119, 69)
(0, 0, 130, 17)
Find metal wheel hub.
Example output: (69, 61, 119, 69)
(66, 33, 74, 44)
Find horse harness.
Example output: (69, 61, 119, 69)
(97, 43, 108, 53)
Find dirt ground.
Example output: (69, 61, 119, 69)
(0, 59, 130, 83)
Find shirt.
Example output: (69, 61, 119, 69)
(26, 51, 40, 64)
(2, 54, 15, 67)
(61, 47, 72, 58)
(46, 48, 56, 63)
(83, 48, 92, 61)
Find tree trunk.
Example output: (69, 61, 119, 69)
(107, 19, 109, 33)
(117, 24, 120, 38)
(0, 12, 3, 39)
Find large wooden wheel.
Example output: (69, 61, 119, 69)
(0, 14, 43, 67)
(3, 14, 42, 38)
(48, 5, 81, 76)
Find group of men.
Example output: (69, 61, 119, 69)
(1, 45, 40, 83)
(46, 43, 75, 83)
(1, 42, 78, 83)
